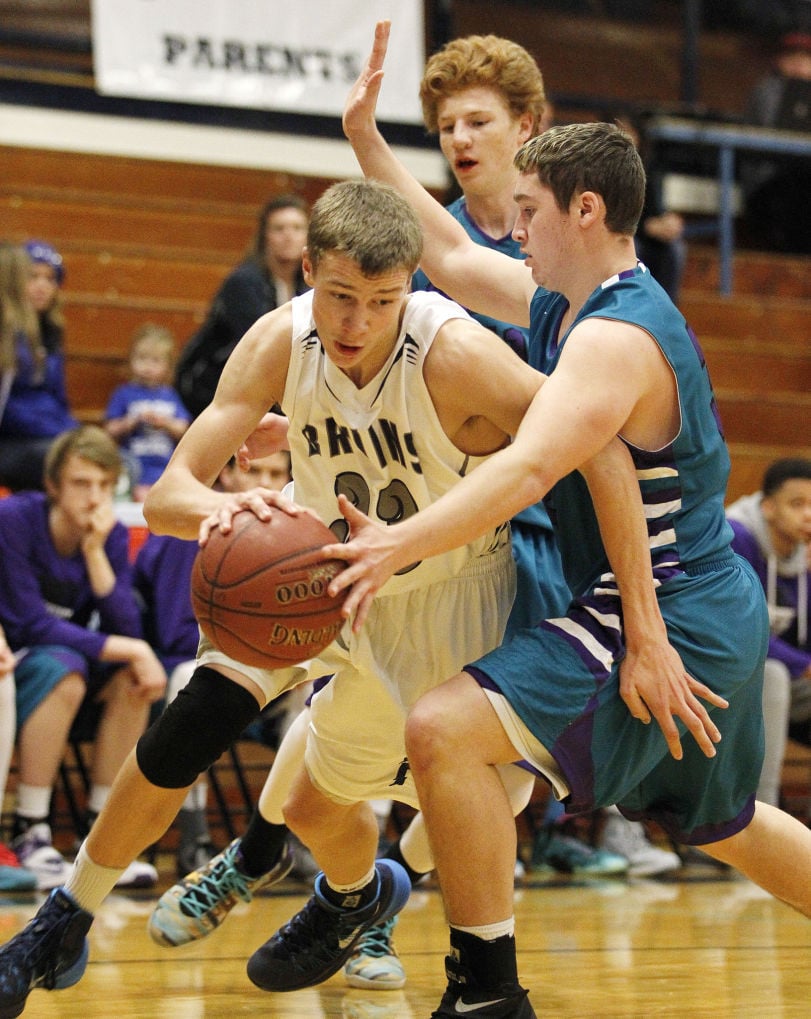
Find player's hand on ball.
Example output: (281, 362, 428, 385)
(193, 511, 346, 668)
(198, 488, 303, 545)
(323, 494, 413, 632)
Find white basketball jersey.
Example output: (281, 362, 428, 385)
(283, 289, 510, 596)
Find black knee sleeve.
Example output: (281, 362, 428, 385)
(136, 666, 261, 788)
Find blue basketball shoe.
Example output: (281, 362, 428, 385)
(0, 888, 92, 1018)
(247, 859, 410, 992)
(149, 837, 293, 947)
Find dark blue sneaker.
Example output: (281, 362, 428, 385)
(246, 859, 410, 992)
(0, 888, 92, 1018)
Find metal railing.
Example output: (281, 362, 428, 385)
(646, 115, 811, 296)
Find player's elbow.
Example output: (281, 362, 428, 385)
(142, 480, 172, 535)
(515, 453, 555, 508)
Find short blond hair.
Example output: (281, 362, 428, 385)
(307, 180, 423, 277)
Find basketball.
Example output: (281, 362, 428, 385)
(191, 511, 348, 669)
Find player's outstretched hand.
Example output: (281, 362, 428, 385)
(619, 637, 728, 760)
(342, 20, 390, 143)
(323, 494, 412, 631)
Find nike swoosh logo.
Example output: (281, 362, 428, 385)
(454, 998, 508, 1014)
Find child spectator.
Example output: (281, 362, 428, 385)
(726, 458, 811, 808)
(105, 324, 191, 501)
(0, 425, 166, 889)
(0, 242, 77, 492)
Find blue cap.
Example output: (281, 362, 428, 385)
(25, 240, 64, 285)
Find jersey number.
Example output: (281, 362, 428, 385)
(330, 471, 419, 575)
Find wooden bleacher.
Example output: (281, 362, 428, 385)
(1, 143, 336, 424)
(679, 247, 811, 502)
(3, 142, 809, 502)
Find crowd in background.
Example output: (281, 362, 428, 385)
(0, 13, 809, 1019)
(0, 218, 310, 893)
(0, 21, 809, 907)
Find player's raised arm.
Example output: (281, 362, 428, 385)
(343, 20, 534, 328)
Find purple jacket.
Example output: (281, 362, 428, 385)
(0, 491, 142, 659)
(133, 532, 199, 672)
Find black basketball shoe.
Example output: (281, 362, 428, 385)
(430, 946, 537, 1018)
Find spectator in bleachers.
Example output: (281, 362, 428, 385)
(742, 30, 811, 253)
(0, 623, 37, 891)
(133, 448, 294, 876)
(0, 425, 166, 890)
(615, 111, 688, 305)
(174, 195, 310, 418)
(0, 241, 77, 492)
(132, 532, 200, 873)
(726, 458, 811, 808)
(25, 239, 66, 354)
(104, 323, 191, 502)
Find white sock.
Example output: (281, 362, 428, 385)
(182, 781, 208, 811)
(15, 783, 52, 822)
(87, 785, 112, 816)
(64, 841, 126, 914)
(325, 864, 377, 895)
(451, 918, 515, 941)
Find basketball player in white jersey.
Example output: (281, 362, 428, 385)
(0, 177, 656, 1014)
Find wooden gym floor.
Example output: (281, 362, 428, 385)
(2, 856, 810, 1018)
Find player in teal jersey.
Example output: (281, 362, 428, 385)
(410, 32, 569, 638)
(410, 31, 672, 879)
(334, 22, 811, 1018)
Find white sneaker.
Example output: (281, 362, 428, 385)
(600, 810, 682, 878)
(115, 858, 158, 889)
(11, 822, 73, 891)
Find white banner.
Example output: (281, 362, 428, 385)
(91, 1, 425, 124)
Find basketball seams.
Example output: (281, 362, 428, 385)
(190, 510, 347, 668)
(197, 545, 338, 589)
